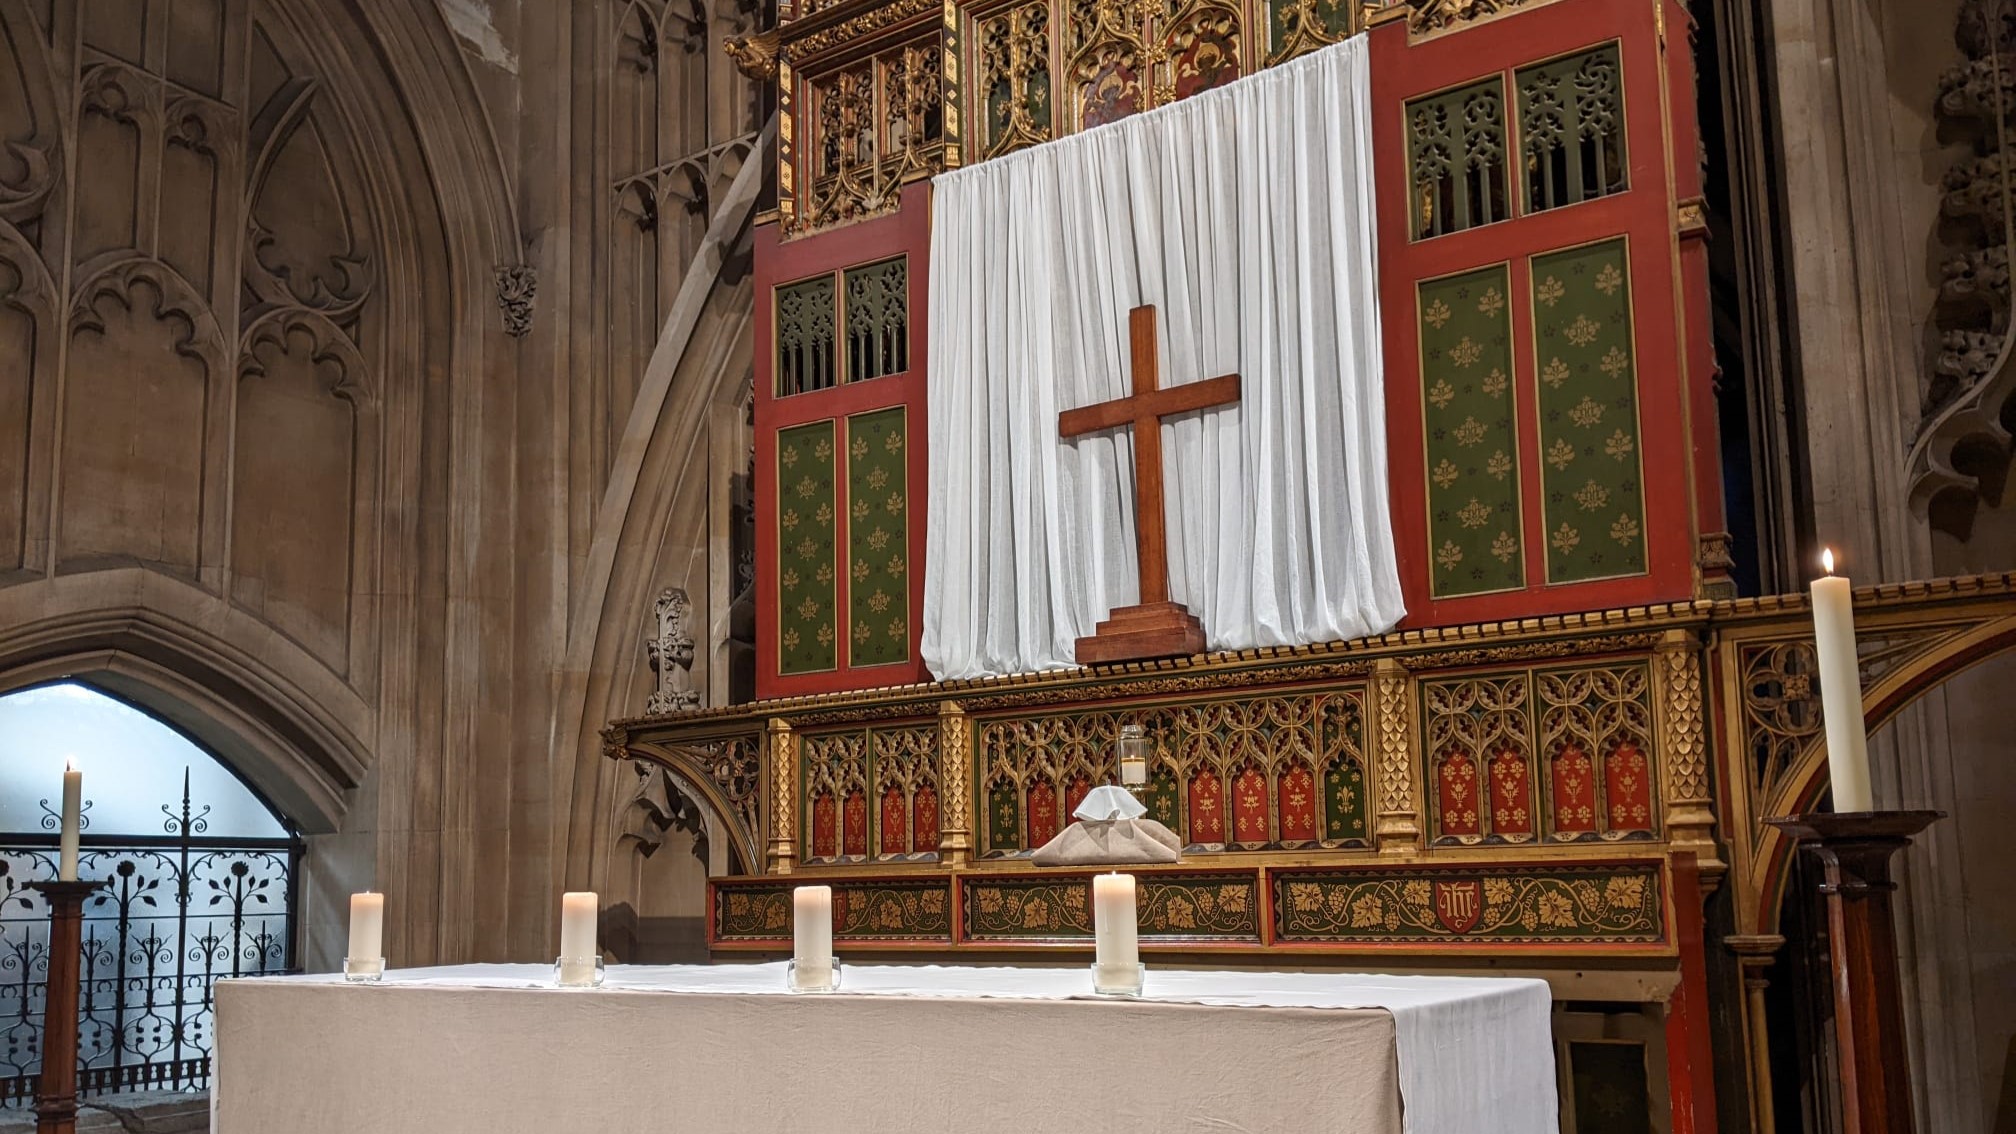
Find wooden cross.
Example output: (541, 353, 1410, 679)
(1058, 304, 1241, 664)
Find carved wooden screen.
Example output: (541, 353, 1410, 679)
(1370, 0, 1722, 628)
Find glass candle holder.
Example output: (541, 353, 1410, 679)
(1116, 724, 1150, 788)
(342, 957, 385, 983)
(554, 955, 606, 989)
(788, 959, 841, 993)
(1091, 962, 1146, 998)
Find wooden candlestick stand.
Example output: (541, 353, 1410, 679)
(1763, 811, 1942, 1134)
(23, 881, 104, 1134)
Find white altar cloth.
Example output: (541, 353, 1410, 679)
(215, 962, 1557, 1134)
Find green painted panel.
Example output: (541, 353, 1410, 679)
(986, 779, 1021, 853)
(845, 407, 910, 667)
(776, 420, 839, 674)
(1323, 759, 1367, 842)
(1531, 239, 1647, 583)
(1420, 265, 1524, 598)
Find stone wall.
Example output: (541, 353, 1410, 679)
(0, 0, 760, 970)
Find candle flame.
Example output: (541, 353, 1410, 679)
(65, 757, 75, 773)
(1821, 547, 1836, 576)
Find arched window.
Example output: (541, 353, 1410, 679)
(0, 683, 302, 1104)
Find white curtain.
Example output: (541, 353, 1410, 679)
(922, 36, 1403, 680)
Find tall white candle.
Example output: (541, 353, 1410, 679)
(1093, 872, 1139, 975)
(559, 892, 598, 985)
(348, 892, 384, 964)
(793, 885, 833, 978)
(1811, 549, 1873, 813)
(58, 760, 82, 882)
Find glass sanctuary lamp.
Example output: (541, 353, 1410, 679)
(1116, 724, 1150, 790)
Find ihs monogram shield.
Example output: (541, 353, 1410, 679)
(1432, 879, 1483, 935)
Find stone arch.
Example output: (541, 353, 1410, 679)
(0, 568, 371, 835)
(555, 124, 769, 899)
(1746, 612, 2016, 937)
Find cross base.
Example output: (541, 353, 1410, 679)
(1074, 601, 1207, 665)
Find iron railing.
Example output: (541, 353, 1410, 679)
(0, 773, 301, 1105)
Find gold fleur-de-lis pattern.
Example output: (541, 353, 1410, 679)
(846, 407, 911, 667)
(1530, 238, 1645, 583)
(1419, 265, 1522, 598)
(777, 420, 839, 674)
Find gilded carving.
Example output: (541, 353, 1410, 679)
(1372, 659, 1420, 853)
(767, 718, 799, 871)
(937, 701, 974, 863)
(975, 688, 1368, 855)
(1401, 0, 1536, 36)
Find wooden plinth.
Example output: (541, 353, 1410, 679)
(1763, 811, 1942, 1134)
(1073, 601, 1206, 665)
(24, 881, 104, 1134)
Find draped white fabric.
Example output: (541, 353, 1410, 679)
(923, 36, 1403, 680)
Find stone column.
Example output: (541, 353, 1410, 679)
(766, 718, 797, 874)
(1656, 629, 1723, 881)
(936, 701, 973, 868)
(1372, 659, 1422, 854)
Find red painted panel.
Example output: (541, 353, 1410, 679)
(1278, 761, 1318, 844)
(1549, 743, 1598, 836)
(1488, 748, 1534, 839)
(1188, 768, 1226, 844)
(812, 793, 838, 860)
(1602, 739, 1655, 835)
(1064, 773, 1093, 826)
(1027, 779, 1059, 849)
(880, 784, 908, 856)
(1232, 765, 1270, 845)
(913, 784, 940, 853)
(842, 789, 869, 858)
(1435, 750, 1481, 838)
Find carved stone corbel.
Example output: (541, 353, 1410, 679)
(645, 587, 701, 713)
(1655, 629, 1723, 882)
(936, 701, 973, 867)
(494, 264, 537, 337)
(723, 29, 780, 82)
(1371, 659, 1422, 854)
(766, 718, 798, 874)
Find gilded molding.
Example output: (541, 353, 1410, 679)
(1655, 629, 1722, 879)
(936, 701, 973, 866)
(780, 0, 940, 62)
(766, 718, 799, 873)
(1372, 658, 1422, 854)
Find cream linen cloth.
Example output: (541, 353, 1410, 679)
(216, 963, 1556, 1134)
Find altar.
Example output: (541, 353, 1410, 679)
(214, 963, 1557, 1134)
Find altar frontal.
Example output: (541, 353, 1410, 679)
(215, 963, 1556, 1134)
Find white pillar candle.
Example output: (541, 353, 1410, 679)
(58, 760, 82, 882)
(793, 885, 833, 978)
(348, 892, 384, 963)
(1811, 549, 1873, 813)
(559, 892, 598, 985)
(1092, 872, 1139, 974)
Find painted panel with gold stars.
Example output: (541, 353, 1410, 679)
(1530, 238, 1647, 583)
(776, 420, 839, 675)
(845, 407, 910, 667)
(1419, 264, 1524, 598)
